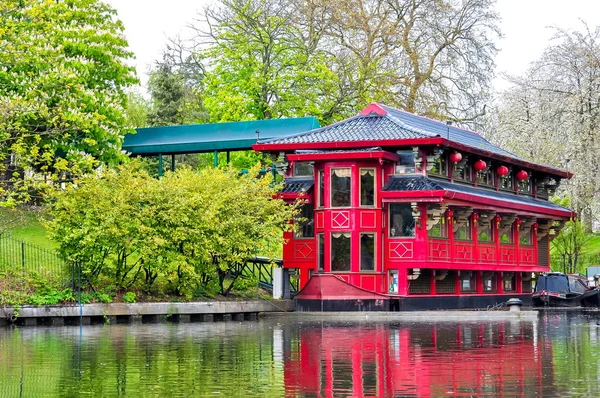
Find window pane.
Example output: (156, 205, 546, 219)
(460, 271, 477, 292)
(427, 215, 447, 238)
(360, 234, 375, 271)
(430, 155, 448, 177)
(295, 204, 314, 238)
(318, 233, 324, 272)
(331, 233, 351, 271)
(331, 168, 351, 207)
(477, 167, 494, 187)
(483, 272, 497, 292)
(454, 219, 471, 241)
(500, 232, 513, 244)
(389, 203, 415, 237)
(500, 172, 514, 190)
(503, 272, 516, 292)
(360, 169, 375, 206)
(395, 151, 415, 174)
(318, 170, 324, 208)
(478, 220, 493, 242)
(518, 178, 532, 194)
(520, 229, 532, 246)
(294, 162, 314, 176)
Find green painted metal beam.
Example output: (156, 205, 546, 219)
(123, 117, 320, 156)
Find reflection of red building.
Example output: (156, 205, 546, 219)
(254, 103, 574, 310)
(283, 322, 552, 397)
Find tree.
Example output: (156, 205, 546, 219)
(47, 162, 299, 297)
(0, 0, 137, 203)
(490, 24, 600, 228)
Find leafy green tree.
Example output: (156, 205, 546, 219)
(47, 162, 298, 296)
(197, 0, 341, 123)
(0, 0, 137, 204)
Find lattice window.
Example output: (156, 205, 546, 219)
(538, 236, 549, 266)
(409, 271, 431, 294)
(436, 271, 456, 294)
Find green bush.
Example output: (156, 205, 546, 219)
(122, 292, 137, 303)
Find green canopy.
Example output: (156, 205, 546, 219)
(123, 117, 320, 156)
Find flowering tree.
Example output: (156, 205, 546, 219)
(0, 0, 137, 204)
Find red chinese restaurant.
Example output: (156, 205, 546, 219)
(253, 103, 574, 311)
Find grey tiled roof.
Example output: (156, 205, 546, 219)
(262, 114, 436, 144)
(383, 175, 443, 191)
(380, 105, 520, 159)
(281, 177, 314, 194)
(383, 176, 571, 213)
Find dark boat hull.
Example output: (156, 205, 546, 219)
(532, 289, 600, 308)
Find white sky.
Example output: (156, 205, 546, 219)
(104, 0, 600, 92)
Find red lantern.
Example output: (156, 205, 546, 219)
(516, 170, 529, 181)
(446, 209, 454, 219)
(449, 152, 462, 163)
(497, 165, 509, 176)
(474, 160, 487, 172)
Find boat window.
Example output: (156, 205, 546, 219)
(535, 274, 569, 293)
(478, 219, 493, 242)
(360, 233, 375, 271)
(317, 233, 324, 272)
(520, 229, 532, 246)
(569, 277, 587, 294)
(331, 232, 351, 271)
(294, 161, 314, 177)
(500, 171, 514, 191)
(330, 168, 351, 207)
(503, 272, 516, 292)
(429, 153, 448, 177)
(454, 219, 471, 241)
(460, 271, 477, 292)
(317, 170, 324, 208)
(395, 151, 416, 174)
(477, 165, 494, 187)
(518, 177, 532, 194)
(483, 272, 497, 292)
(428, 215, 447, 238)
(360, 168, 375, 207)
(389, 203, 415, 237)
(295, 204, 314, 238)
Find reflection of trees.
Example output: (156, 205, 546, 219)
(542, 312, 600, 397)
(0, 324, 283, 397)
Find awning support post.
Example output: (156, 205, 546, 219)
(213, 150, 218, 167)
(158, 154, 164, 177)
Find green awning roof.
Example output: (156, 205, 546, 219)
(123, 117, 321, 156)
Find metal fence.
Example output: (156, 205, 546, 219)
(0, 234, 67, 278)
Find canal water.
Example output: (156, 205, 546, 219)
(0, 311, 599, 397)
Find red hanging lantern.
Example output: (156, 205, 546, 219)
(497, 165, 509, 176)
(449, 152, 462, 163)
(516, 170, 529, 181)
(474, 160, 487, 172)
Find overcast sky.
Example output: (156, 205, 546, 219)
(104, 0, 600, 91)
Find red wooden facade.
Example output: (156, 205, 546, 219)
(254, 103, 573, 309)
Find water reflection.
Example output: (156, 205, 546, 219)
(0, 312, 599, 397)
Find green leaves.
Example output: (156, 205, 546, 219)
(46, 162, 299, 297)
(1, 0, 137, 204)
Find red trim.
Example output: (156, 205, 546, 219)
(360, 103, 388, 116)
(275, 192, 311, 201)
(252, 138, 443, 152)
(287, 151, 399, 162)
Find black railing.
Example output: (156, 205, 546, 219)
(237, 256, 299, 295)
(0, 234, 67, 277)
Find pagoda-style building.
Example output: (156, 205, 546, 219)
(253, 103, 574, 311)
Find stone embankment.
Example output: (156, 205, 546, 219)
(0, 300, 295, 327)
